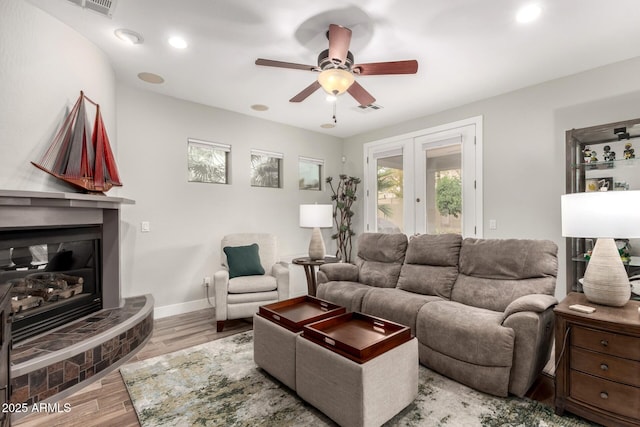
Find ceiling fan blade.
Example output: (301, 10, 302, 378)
(347, 81, 376, 106)
(289, 81, 322, 103)
(353, 60, 418, 75)
(255, 58, 318, 72)
(328, 24, 352, 65)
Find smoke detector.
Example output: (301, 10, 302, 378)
(67, 0, 118, 18)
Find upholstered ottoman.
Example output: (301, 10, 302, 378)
(253, 314, 299, 389)
(296, 313, 418, 427)
(253, 296, 345, 390)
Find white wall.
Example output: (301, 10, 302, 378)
(116, 85, 343, 315)
(344, 56, 640, 301)
(0, 0, 116, 192)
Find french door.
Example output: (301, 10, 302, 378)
(364, 117, 482, 237)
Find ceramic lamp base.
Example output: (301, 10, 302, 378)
(308, 227, 326, 261)
(582, 238, 631, 307)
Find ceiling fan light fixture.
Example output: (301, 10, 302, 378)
(317, 68, 354, 96)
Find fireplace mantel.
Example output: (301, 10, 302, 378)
(0, 189, 134, 310)
(0, 189, 134, 209)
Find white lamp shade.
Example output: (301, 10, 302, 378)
(299, 204, 333, 228)
(561, 190, 640, 238)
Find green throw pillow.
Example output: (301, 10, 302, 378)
(223, 243, 265, 279)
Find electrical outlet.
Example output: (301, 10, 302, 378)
(204, 276, 211, 287)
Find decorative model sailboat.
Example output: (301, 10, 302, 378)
(32, 91, 122, 193)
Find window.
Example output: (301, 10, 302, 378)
(364, 116, 482, 237)
(187, 138, 230, 184)
(373, 148, 405, 233)
(299, 156, 324, 190)
(250, 149, 283, 188)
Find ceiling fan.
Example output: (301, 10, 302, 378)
(255, 24, 418, 107)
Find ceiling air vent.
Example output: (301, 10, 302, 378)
(354, 103, 384, 112)
(66, 0, 118, 18)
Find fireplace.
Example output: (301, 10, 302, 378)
(0, 225, 103, 341)
(0, 189, 133, 342)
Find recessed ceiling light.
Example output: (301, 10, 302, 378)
(168, 36, 188, 49)
(138, 72, 165, 84)
(114, 28, 143, 45)
(251, 104, 269, 111)
(320, 123, 336, 129)
(516, 4, 542, 23)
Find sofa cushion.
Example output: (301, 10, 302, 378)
(316, 281, 370, 312)
(451, 238, 558, 312)
(361, 288, 440, 336)
(458, 238, 557, 280)
(397, 234, 462, 298)
(404, 233, 462, 267)
(228, 274, 276, 293)
(354, 233, 408, 288)
(397, 264, 459, 298)
(357, 233, 408, 263)
(452, 275, 557, 313)
(417, 301, 514, 367)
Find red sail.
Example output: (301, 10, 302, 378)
(31, 91, 122, 193)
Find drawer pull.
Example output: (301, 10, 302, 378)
(600, 392, 609, 399)
(600, 363, 609, 371)
(600, 339, 608, 347)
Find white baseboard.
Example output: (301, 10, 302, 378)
(154, 298, 214, 319)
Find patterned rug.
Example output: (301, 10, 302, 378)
(120, 331, 595, 427)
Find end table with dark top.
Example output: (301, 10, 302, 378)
(554, 292, 640, 426)
(292, 256, 339, 296)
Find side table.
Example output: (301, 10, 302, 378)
(554, 292, 640, 426)
(292, 256, 338, 296)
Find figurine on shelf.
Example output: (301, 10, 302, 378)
(590, 150, 598, 163)
(582, 146, 592, 163)
(603, 145, 616, 162)
(616, 239, 631, 264)
(624, 142, 635, 159)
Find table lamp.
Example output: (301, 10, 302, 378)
(299, 204, 333, 260)
(561, 190, 640, 306)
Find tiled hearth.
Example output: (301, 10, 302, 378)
(10, 295, 153, 412)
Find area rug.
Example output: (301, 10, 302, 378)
(120, 331, 594, 426)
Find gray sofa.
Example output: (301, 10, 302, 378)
(316, 233, 558, 397)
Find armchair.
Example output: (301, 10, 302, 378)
(214, 233, 289, 332)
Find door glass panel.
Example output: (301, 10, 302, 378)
(425, 145, 462, 234)
(376, 155, 404, 233)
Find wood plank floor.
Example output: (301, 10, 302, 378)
(13, 309, 252, 427)
(13, 308, 556, 426)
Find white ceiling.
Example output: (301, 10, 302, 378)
(27, 0, 640, 138)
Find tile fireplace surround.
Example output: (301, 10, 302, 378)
(0, 190, 154, 415)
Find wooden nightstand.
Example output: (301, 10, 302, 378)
(554, 292, 640, 426)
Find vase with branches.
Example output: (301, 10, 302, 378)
(326, 174, 360, 263)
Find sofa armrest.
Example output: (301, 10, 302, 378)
(272, 262, 290, 300)
(503, 294, 558, 322)
(318, 263, 359, 284)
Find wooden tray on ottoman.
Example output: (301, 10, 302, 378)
(302, 312, 412, 363)
(258, 295, 345, 332)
